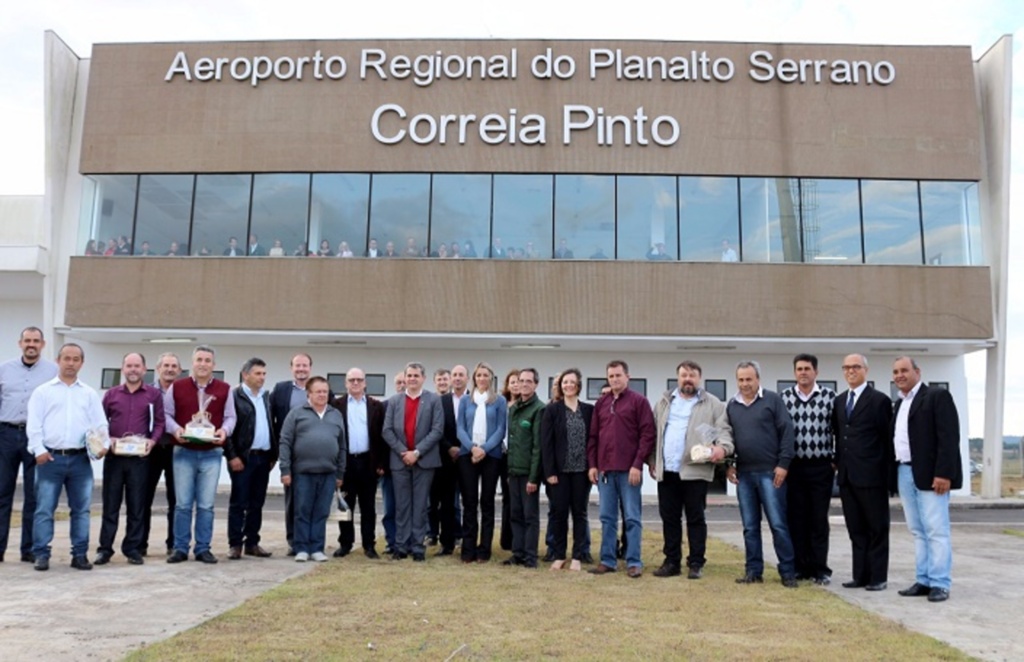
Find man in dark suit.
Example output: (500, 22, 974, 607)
(833, 353, 894, 591)
(222, 237, 241, 256)
(431, 366, 466, 556)
(225, 358, 277, 560)
(247, 234, 267, 257)
(891, 357, 962, 603)
(270, 353, 314, 556)
(382, 362, 444, 561)
(332, 367, 386, 559)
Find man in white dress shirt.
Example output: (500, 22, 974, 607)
(27, 343, 108, 571)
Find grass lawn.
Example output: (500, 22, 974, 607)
(127, 534, 968, 661)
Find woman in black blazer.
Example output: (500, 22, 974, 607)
(541, 368, 594, 571)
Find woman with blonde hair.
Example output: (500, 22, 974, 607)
(541, 368, 594, 571)
(456, 362, 508, 562)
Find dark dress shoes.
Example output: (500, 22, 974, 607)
(865, 582, 887, 591)
(841, 580, 865, 589)
(93, 551, 113, 566)
(652, 562, 681, 578)
(898, 582, 932, 597)
(781, 576, 799, 588)
(589, 563, 616, 575)
(364, 548, 380, 559)
(928, 587, 950, 602)
(245, 545, 272, 558)
(333, 547, 351, 558)
(167, 550, 188, 563)
(412, 552, 426, 562)
(126, 553, 144, 565)
(34, 557, 49, 571)
(687, 565, 703, 580)
(195, 550, 218, 564)
(70, 556, 93, 570)
(735, 573, 763, 584)
(21, 552, 35, 563)
(227, 546, 242, 560)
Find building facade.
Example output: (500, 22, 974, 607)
(2, 32, 1010, 492)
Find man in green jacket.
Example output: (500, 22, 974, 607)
(505, 368, 546, 568)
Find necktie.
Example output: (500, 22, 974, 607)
(846, 391, 855, 418)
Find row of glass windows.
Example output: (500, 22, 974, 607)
(78, 173, 984, 265)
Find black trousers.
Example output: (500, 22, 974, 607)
(336, 452, 378, 551)
(786, 459, 834, 578)
(657, 472, 709, 568)
(508, 475, 539, 564)
(458, 454, 500, 561)
(0, 424, 34, 557)
(142, 442, 175, 553)
(839, 482, 890, 585)
(499, 454, 512, 551)
(429, 459, 459, 550)
(284, 484, 295, 549)
(98, 454, 149, 556)
(227, 450, 272, 548)
(548, 471, 591, 560)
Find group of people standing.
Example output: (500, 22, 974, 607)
(0, 330, 962, 603)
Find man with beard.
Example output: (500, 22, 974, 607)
(649, 360, 733, 579)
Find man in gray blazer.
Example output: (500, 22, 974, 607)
(382, 362, 444, 561)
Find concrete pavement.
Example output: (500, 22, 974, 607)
(0, 491, 1020, 660)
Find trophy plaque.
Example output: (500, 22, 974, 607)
(689, 423, 720, 463)
(113, 434, 149, 456)
(182, 393, 218, 443)
(85, 427, 110, 460)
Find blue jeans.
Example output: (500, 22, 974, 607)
(597, 470, 642, 569)
(32, 452, 93, 560)
(172, 446, 223, 555)
(293, 472, 335, 554)
(737, 470, 796, 577)
(0, 425, 35, 556)
(380, 474, 396, 549)
(898, 465, 952, 590)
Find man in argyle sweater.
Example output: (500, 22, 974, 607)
(780, 354, 837, 585)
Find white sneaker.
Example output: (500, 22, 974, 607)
(295, 552, 309, 562)
(311, 552, 328, 562)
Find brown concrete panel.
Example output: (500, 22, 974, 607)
(65, 257, 992, 340)
(81, 40, 980, 180)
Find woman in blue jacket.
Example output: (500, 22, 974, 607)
(456, 362, 508, 562)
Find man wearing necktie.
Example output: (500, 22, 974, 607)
(832, 353, 895, 592)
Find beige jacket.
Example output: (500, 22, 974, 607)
(649, 389, 734, 482)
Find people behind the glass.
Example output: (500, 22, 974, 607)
(721, 239, 738, 262)
(554, 239, 573, 259)
(645, 242, 671, 261)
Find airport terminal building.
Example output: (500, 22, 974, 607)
(2, 32, 1011, 492)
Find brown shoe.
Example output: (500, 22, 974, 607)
(627, 566, 643, 579)
(244, 545, 272, 558)
(227, 546, 242, 560)
(589, 563, 616, 575)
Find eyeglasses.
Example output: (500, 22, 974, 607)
(841, 365, 864, 371)
(346, 378, 365, 383)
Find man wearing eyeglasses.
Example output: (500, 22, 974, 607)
(332, 367, 386, 559)
(833, 354, 894, 592)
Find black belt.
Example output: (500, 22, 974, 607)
(46, 447, 87, 456)
(1, 421, 27, 430)
(350, 451, 370, 458)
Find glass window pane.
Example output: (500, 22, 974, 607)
(493, 175, 552, 260)
(192, 174, 252, 257)
(921, 181, 982, 265)
(555, 175, 614, 260)
(369, 174, 430, 257)
(862, 180, 922, 264)
(740, 177, 802, 263)
(135, 175, 193, 256)
(430, 174, 491, 258)
(310, 174, 370, 258)
(679, 177, 739, 262)
(249, 174, 309, 257)
(617, 176, 677, 260)
(81, 175, 137, 256)
(800, 179, 863, 263)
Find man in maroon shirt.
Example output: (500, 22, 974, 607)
(588, 360, 655, 578)
(95, 352, 165, 565)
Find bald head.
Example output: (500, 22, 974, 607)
(451, 364, 468, 396)
(346, 367, 367, 399)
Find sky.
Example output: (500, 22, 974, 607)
(1, 0, 1021, 437)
